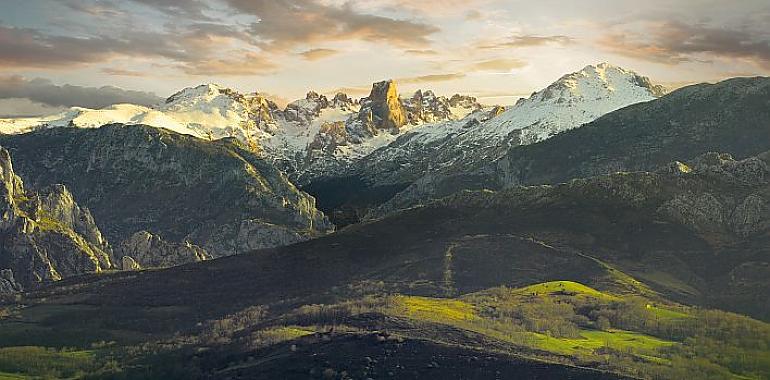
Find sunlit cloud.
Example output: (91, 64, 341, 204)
(471, 58, 528, 72)
(299, 48, 340, 61)
(478, 35, 575, 50)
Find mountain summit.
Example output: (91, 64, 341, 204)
(304, 63, 667, 225)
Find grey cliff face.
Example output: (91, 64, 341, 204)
(0, 268, 21, 294)
(0, 146, 113, 290)
(0, 124, 333, 260)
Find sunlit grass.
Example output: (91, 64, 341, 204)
(392, 295, 478, 324)
(387, 290, 676, 359)
(509, 281, 618, 301)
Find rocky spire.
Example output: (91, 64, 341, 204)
(363, 80, 407, 131)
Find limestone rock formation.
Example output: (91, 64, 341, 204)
(0, 269, 21, 294)
(308, 121, 349, 152)
(284, 91, 330, 124)
(0, 146, 113, 289)
(116, 231, 209, 269)
(0, 125, 333, 259)
(358, 80, 407, 132)
(121, 256, 141, 271)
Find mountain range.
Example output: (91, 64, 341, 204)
(0, 63, 769, 379)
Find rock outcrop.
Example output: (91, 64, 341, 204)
(121, 256, 141, 271)
(116, 231, 210, 269)
(284, 91, 330, 124)
(656, 152, 770, 236)
(358, 80, 407, 132)
(402, 91, 482, 124)
(0, 146, 113, 290)
(0, 124, 334, 259)
(0, 269, 21, 294)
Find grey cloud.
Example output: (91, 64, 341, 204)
(224, 0, 439, 50)
(0, 75, 163, 109)
(128, 0, 214, 20)
(63, 0, 124, 17)
(0, 25, 192, 68)
(0, 23, 273, 76)
(601, 21, 770, 69)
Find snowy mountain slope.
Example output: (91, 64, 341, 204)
(0, 81, 480, 183)
(0, 84, 276, 141)
(465, 63, 665, 145)
(0, 63, 659, 201)
(344, 63, 665, 188)
(300, 63, 667, 226)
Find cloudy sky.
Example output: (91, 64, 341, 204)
(1, 0, 769, 115)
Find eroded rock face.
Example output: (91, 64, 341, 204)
(36, 184, 108, 249)
(121, 256, 141, 271)
(658, 193, 725, 231)
(0, 146, 113, 289)
(655, 152, 770, 236)
(116, 231, 209, 269)
(284, 92, 330, 124)
(359, 80, 407, 132)
(731, 195, 768, 237)
(309, 122, 349, 152)
(0, 269, 21, 294)
(0, 125, 333, 259)
(403, 90, 451, 124)
(193, 219, 305, 257)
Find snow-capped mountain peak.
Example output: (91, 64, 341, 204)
(523, 62, 666, 106)
(164, 83, 227, 103)
(0, 63, 663, 190)
(477, 62, 667, 145)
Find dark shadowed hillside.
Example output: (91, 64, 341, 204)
(2, 150, 768, 379)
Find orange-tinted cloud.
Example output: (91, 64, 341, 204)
(101, 68, 147, 77)
(397, 73, 466, 83)
(177, 51, 277, 76)
(300, 48, 340, 61)
(479, 35, 574, 50)
(471, 58, 527, 71)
